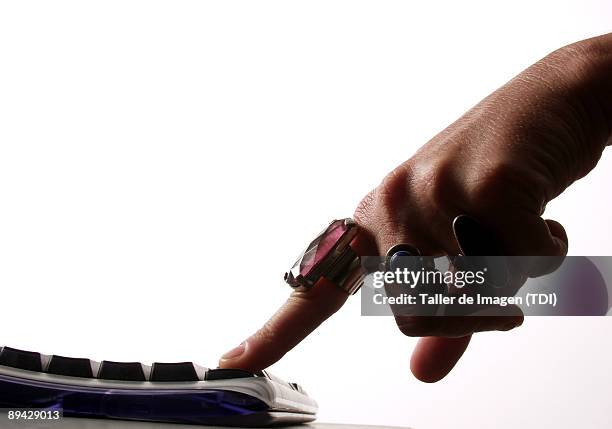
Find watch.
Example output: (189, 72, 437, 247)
(284, 218, 365, 295)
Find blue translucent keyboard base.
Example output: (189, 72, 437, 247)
(0, 374, 270, 426)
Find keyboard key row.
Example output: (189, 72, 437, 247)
(0, 346, 254, 382)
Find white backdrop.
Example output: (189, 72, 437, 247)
(1, 1, 611, 428)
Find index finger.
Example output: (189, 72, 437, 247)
(217, 277, 349, 371)
(217, 228, 374, 371)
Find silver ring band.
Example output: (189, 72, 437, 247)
(328, 246, 365, 295)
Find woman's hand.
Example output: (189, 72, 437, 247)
(219, 33, 612, 382)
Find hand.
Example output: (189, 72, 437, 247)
(219, 33, 612, 382)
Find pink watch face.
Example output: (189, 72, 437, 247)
(285, 219, 352, 289)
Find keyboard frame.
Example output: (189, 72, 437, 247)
(0, 348, 317, 426)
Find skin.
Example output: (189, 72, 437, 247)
(219, 33, 612, 382)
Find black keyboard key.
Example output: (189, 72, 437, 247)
(98, 361, 146, 381)
(46, 355, 93, 378)
(0, 347, 42, 372)
(205, 368, 254, 380)
(150, 362, 199, 382)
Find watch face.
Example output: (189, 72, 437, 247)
(285, 219, 351, 289)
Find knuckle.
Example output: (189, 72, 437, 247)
(354, 163, 414, 227)
(355, 164, 416, 244)
(425, 159, 461, 210)
(378, 163, 413, 211)
(379, 158, 456, 217)
(353, 189, 376, 226)
(464, 163, 511, 207)
(466, 162, 543, 213)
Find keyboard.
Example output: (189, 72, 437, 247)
(0, 346, 317, 426)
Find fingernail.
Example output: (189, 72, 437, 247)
(220, 342, 246, 361)
(453, 215, 479, 255)
(453, 215, 497, 256)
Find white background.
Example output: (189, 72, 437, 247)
(1, 1, 611, 428)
